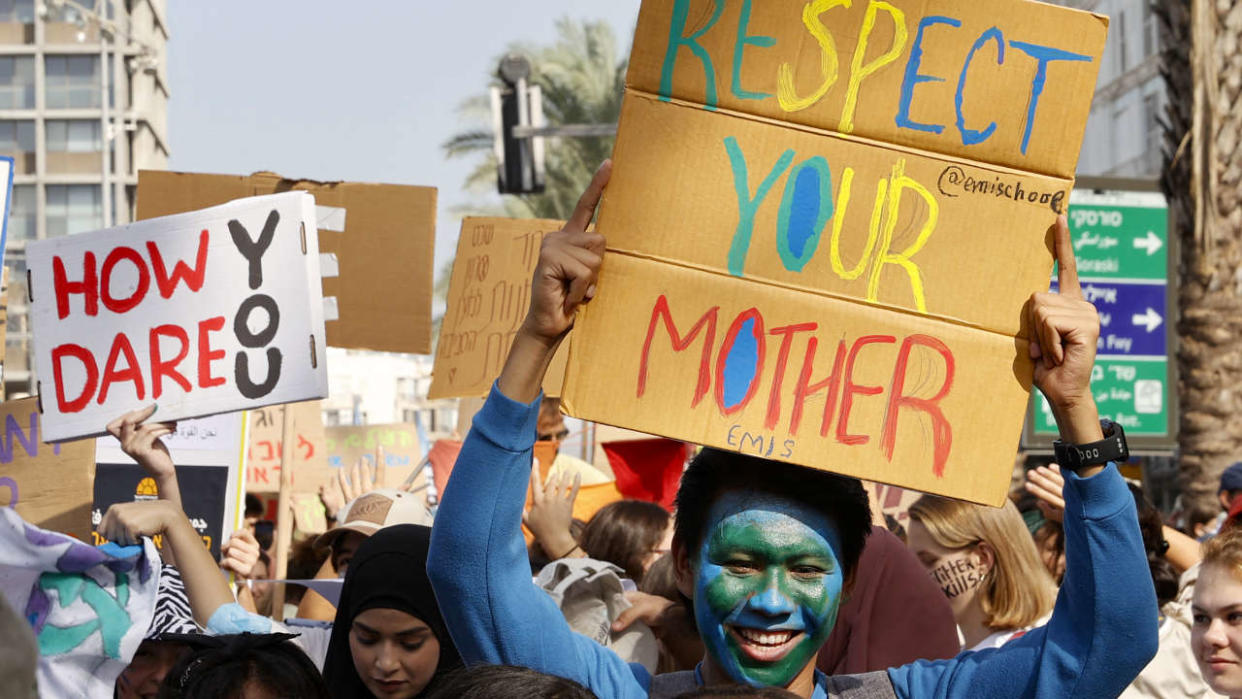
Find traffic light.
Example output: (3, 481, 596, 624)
(491, 54, 545, 195)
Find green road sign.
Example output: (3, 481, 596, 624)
(1026, 185, 1175, 451)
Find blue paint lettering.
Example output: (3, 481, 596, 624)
(731, 0, 776, 101)
(1008, 40, 1093, 154)
(725, 137, 794, 276)
(955, 27, 1004, 145)
(777, 157, 833, 272)
(896, 16, 962, 135)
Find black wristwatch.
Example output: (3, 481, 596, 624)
(1053, 419, 1128, 470)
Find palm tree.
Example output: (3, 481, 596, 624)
(1156, 0, 1242, 511)
(443, 17, 626, 220)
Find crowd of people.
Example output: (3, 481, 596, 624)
(4, 163, 1242, 699)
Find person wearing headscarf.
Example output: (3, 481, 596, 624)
(323, 524, 462, 698)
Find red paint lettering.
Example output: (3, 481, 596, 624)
(764, 323, 817, 429)
(714, 308, 766, 416)
(149, 324, 191, 399)
(836, 335, 896, 446)
(637, 295, 719, 407)
(197, 316, 226, 388)
(51, 344, 98, 413)
(99, 246, 150, 314)
(53, 252, 99, 319)
(790, 338, 848, 437)
(148, 230, 210, 299)
(882, 334, 956, 477)
(97, 333, 145, 404)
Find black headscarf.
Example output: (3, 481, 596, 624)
(322, 524, 462, 697)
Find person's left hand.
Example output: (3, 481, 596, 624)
(523, 466, 581, 558)
(221, 528, 261, 578)
(1024, 463, 1066, 523)
(98, 500, 181, 546)
(1029, 216, 1102, 444)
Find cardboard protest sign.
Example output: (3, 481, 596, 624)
(563, 0, 1107, 506)
(325, 423, 426, 491)
(0, 397, 95, 540)
(137, 170, 437, 354)
(93, 412, 247, 560)
(246, 401, 327, 494)
(27, 192, 328, 442)
(430, 217, 570, 399)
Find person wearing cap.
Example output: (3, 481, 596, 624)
(1212, 463, 1242, 538)
(294, 488, 435, 622)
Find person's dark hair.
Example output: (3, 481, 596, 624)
(639, 553, 679, 600)
(284, 533, 331, 605)
(1128, 483, 1178, 608)
(423, 664, 596, 699)
(673, 449, 871, 580)
(156, 633, 327, 699)
(580, 500, 670, 583)
(1183, 498, 1220, 536)
(673, 685, 802, 698)
(244, 494, 264, 520)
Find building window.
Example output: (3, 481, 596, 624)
(46, 185, 102, 237)
(45, 55, 99, 109)
(0, 56, 34, 109)
(46, 119, 101, 152)
(8, 184, 35, 242)
(1142, 4, 1159, 58)
(0, 119, 33, 154)
(0, 0, 34, 23)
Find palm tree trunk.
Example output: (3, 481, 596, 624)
(1160, 0, 1242, 511)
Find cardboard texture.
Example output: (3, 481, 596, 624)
(28, 193, 329, 442)
(563, 0, 1106, 506)
(0, 397, 95, 539)
(431, 217, 570, 399)
(325, 423, 427, 493)
(137, 170, 437, 355)
(246, 401, 327, 494)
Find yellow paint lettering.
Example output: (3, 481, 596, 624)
(866, 159, 939, 312)
(776, 0, 851, 112)
(840, 0, 908, 133)
(829, 167, 886, 280)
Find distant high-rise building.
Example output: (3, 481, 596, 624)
(1056, 0, 1166, 178)
(0, 0, 168, 397)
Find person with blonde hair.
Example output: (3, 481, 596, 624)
(907, 495, 1057, 651)
(1193, 526, 1242, 697)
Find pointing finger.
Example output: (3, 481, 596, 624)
(565, 160, 612, 233)
(1053, 215, 1082, 300)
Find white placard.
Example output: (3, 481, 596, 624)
(29, 192, 328, 442)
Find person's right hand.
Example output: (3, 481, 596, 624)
(99, 500, 182, 547)
(523, 466, 581, 557)
(520, 160, 610, 345)
(1024, 463, 1066, 523)
(612, 590, 676, 634)
(220, 527, 262, 578)
(107, 405, 177, 481)
(320, 451, 386, 519)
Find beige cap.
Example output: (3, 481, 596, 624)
(316, 489, 432, 551)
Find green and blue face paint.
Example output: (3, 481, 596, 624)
(694, 491, 845, 687)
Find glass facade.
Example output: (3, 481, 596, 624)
(7, 184, 35, 242)
(46, 119, 102, 152)
(0, 56, 34, 108)
(46, 184, 103, 237)
(45, 55, 100, 109)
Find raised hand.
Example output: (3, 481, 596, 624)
(523, 466, 581, 559)
(1028, 215, 1103, 450)
(107, 405, 181, 506)
(221, 527, 262, 578)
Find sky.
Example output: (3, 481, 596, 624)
(166, 1, 642, 313)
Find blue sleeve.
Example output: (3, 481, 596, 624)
(887, 464, 1159, 699)
(427, 383, 649, 699)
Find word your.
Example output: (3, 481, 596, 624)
(636, 294, 956, 476)
(660, 0, 1093, 154)
(726, 142, 938, 312)
(930, 557, 981, 599)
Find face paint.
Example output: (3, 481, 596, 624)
(930, 555, 983, 600)
(694, 491, 845, 688)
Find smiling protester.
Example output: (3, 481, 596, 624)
(425, 162, 1159, 697)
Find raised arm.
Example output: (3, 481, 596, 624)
(888, 217, 1159, 698)
(427, 162, 646, 697)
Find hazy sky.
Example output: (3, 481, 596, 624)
(166, 1, 641, 310)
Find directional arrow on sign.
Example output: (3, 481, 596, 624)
(1132, 307, 1163, 332)
(1133, 231, 1163, 256)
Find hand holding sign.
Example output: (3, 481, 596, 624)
(1029, 216, 1104, 450)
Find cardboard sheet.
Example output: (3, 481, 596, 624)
(430, 217, 570, 398)
(0, 397, 95, 539)
(136, 170, 437, 355)
(325, 423, 427, 492)
(28, 193, 328, 442)
(563, 0, 1106, 505)
(246, 401, 327, 494)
